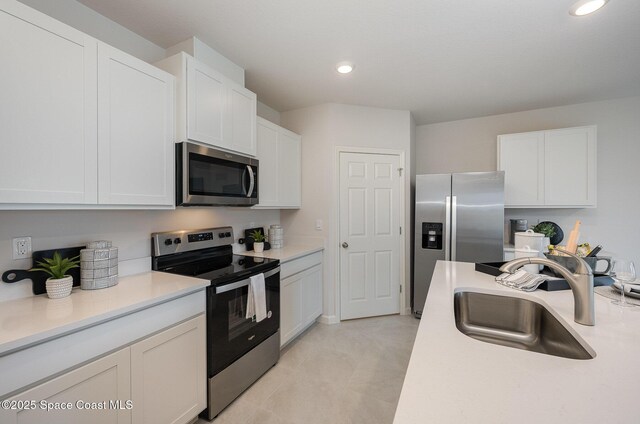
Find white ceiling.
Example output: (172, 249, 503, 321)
(77, 0, 640, 124)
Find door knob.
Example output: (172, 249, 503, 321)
(342, 242, 349, 248)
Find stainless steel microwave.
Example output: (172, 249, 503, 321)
(176, 142, 258, 206)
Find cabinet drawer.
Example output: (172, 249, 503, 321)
(281, 251, 323, 279)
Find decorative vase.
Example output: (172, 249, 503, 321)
(253, 242, 264, 253)
(45, 276, 73, 299)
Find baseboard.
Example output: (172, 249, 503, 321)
(318, 314, 340, 325)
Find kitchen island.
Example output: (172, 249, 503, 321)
(394, 261, 640, 424)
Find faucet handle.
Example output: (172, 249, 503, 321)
(553, 248, 593, 276)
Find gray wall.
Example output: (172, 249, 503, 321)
(415, 96, 640, 264)
(257, 101, 281, 125)
(281, 103, 413, 320)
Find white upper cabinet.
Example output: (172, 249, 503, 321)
(228, 84, 257, 155)
(256, 121, 279, 205)
(98, 44, 175, 206)
(156, 53, 257, 157)
(544, 126, 596, 206)
(498, 131, 545, 206)
(498, 125, 597, 208)
(0, 1, 98, 205)
(97, 43, 175, 206)
(254, 117, 301, 209)
(186, 57, 227, 148)
(0, 1, 175, 209)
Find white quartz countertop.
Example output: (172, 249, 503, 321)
(394, 261, 640, 424)
(240, 243, 323, 263)
(0, 271, 208, 356)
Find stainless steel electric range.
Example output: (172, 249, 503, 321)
(151, 227, 280, 420)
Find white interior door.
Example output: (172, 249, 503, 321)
(339, 152, 401, 320)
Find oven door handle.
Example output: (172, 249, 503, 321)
(215, 267, 280, 294)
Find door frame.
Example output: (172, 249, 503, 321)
(335, 146, 407, 321)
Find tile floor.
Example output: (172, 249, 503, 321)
(197, 314, 420, 424)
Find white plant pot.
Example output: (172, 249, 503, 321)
(253, 242, 264, 253)
(45, 276, 73, 299)
(542, 236, 551, 252)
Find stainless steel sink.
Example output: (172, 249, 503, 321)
(454, 291, 594, 360)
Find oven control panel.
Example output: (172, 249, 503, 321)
(152, 227, 234, 256)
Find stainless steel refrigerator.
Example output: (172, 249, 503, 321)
(413, 172, 504, 317)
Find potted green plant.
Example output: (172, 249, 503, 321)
(30, 251, 80, 299)
(531, 222, 556, 251)
(250, 229, 266, 253)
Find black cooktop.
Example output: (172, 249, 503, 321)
(153, 245, 279, 286)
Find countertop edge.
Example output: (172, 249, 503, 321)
(240, 245, 324, 263)
(0, 272, 208, 357)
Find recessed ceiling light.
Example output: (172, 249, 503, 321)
(336, 62, 354, 74)
(569, 0, 608, 16)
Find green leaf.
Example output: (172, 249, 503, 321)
(28, 250, 81, 279)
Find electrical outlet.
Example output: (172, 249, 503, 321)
(12, 237, 32, 260)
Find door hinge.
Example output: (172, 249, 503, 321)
(398, 168, 403, 176)
(400, 285, 402, 293)
(400, 226, 402, 235)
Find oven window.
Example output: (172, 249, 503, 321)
(189, 152, 251, 198)
(208, 271, 280, 377)
(227, 287, 260, 341)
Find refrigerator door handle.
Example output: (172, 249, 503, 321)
(451, 195, 458, 261)
(445, 196, 451, 261)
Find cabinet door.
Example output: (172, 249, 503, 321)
(301, 265, 323, 324)
(281, 274, 304, 347)
(228, 84, 257, 156)
(544, 126, 596, 207)
(0, 348, 131, 424)
(131, 314, 206, 424)
(498, 132, 544, 206)
(97, 43, 174, 206)
(186, 58, 228, 148)
(278, 131, 302, 208)
(0, 2, 98, 204)
(256, 119, 279, 206)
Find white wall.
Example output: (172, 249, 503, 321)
(18, 0, 166, 63)
(415, 96, 640, 265)
(281, 103, 413, 322)
(0, 208, 279, 301)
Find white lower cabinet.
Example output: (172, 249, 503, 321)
(1, 348, 131, 424)
(280, 251, 323, 347)
(0, 315, 206, 424)
(131, 316, 206, 424)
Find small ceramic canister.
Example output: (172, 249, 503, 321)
(80, 241, 119, 290)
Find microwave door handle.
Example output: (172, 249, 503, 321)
(246, 165, 255, 197)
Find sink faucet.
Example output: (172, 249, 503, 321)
(499, 249, 595, 326)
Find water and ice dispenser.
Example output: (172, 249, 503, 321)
(421, 222, 443, 250)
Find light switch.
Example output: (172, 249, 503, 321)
(315, 219, 323, 231)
